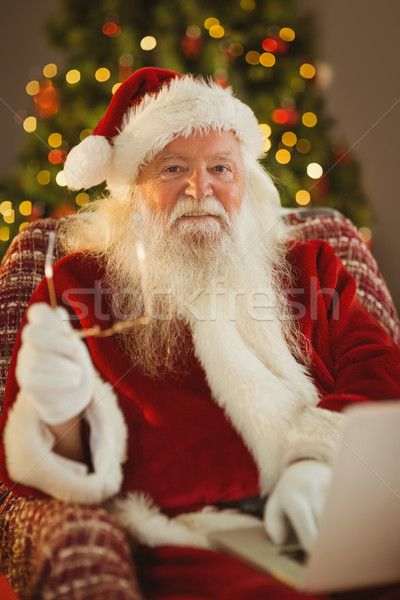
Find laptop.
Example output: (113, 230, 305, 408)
(208, 401, 400, 594)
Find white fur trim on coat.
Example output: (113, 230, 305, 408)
(189, 313, 346, 494)
(282, 405, 346, 467)
(107, 76, 264, 194)
(108, 492, 261, 550)
(3, 373, 127, 504)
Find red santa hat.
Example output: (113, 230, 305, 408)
(63, 66, 264, 193)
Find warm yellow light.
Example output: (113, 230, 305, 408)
(43, 63, 57, 78)
(66, 69, 81, 84)
(56, 170, 67, 187)
(19, 200, 32, 216)
(296, 190, 311, 206)
(48, 133, 62, 148)
(240, 0, 256, 10)
(307, 162, 323, 179)
(3, 209, 15, 224)
(302, 112, 317, 127)
(23, 116, 37, 133)
(228, 43, 243, 57)
(282, 131, 297, 147)
(296, 138, 311, 153)
(263, 139, 272, 153)
(0, 201, 12, 215)
(259, 123, 272, 139)
(112, 82, 122, 94)
(19, 222, 29, 232)
(26, 80, 39, 95)
(245, 51, 260, 65)
(80, 128, 92, 141)
(76, 192, 90, 207)
(359, 226, 372, 244)
(204, 17, 219, 30)
(140, 36, 157, 51)
(260, 52, 276, 67)
(279, 27, 295, 42)
(275, 149, 291, 164)
(209, 25, 224, 38)
(95, 67, 111, 82)
(37, 170, 51, 185)
(0, 227, 10, 242)
(300, 63, 316, 79)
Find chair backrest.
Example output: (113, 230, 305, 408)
(0, 217, 63, 412)
(286, 208, 400, 345)
(1, 211, 399, 412)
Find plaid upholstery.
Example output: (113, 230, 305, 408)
(0, 488, 142, 600)
(0, 218, 62, 413)
(286, 209, 400, 346)
(0, 211, 399, 599)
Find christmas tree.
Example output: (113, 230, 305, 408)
(0, 0, 371, 259)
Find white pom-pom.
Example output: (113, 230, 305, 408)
(64, 136, 112, 190)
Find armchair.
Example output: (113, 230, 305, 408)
(0, 210, 399, 600)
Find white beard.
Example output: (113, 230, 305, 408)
(60, 174, 345, 538)
(61, 184, 344, 500)
(102, 189, 326, 492)
(103, 190, 302, 377)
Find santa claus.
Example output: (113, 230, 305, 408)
(1, 67, 399, 600)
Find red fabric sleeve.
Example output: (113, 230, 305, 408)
(2, 242, 400, 499)
(289, 239, 400, 412)
(0, 253, 101, 498)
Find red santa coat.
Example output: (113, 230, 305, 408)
(1, 239, 400, 600)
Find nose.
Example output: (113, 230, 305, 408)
(184, 168, 212, 199)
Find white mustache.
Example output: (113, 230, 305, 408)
(167, 197, 230, 226)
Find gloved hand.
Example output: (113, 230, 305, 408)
(264, 459, 332, 553)
(16, 303, 95, 425)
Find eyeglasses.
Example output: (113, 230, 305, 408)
(45, 230, 150, 339)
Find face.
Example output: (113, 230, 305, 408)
(137, 129, 245, 231)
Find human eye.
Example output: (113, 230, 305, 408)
(159, 164, 185, 179)
(211, 163, 234, 179)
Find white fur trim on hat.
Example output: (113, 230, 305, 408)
(107, 76, 264, 193)
(3, 372, 127, 504)
(64, 135, 112, 191)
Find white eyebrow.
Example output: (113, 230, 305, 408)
(157, 153, 188, 163)
(157, 152, 238, 163)
(210, 153, 236, 160)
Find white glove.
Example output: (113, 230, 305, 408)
(264, 460, 332, 553)
(16, 303, 95, 425)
